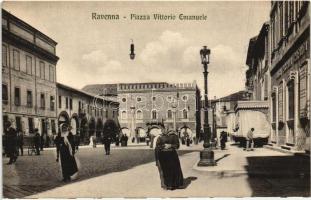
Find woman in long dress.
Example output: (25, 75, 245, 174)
(56, 123, 78, 182)
(156, 125, 184, 190)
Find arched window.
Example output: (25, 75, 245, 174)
(121, 111, 127, 120)
(183, 109, 188, 119)
(136, 110, 143, 120)
(152, 110, 157, 119)
(167, 110, 172, 119)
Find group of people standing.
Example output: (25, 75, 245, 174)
(155, 124, 184, 190)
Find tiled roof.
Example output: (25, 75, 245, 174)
(82, 84, 118, 96)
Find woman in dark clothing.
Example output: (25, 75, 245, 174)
(56, 124, 78, 182)
(156, 127, 184, 190)
(67, 127, 76, 155)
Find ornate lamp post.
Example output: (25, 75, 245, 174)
(198, 46, 216, 166)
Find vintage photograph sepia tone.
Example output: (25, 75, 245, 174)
(1, 1, 310, 198)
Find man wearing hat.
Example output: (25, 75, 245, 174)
(34, 128, 41, 155)
(4, 121, 18, 164)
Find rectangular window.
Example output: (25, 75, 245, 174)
(69, 98, 73, 110)
(45, 63, 49, 80)
(28, 118, 34, 134)
(106, 110, 108, 118)
(288, 81, 295, 120)
(14, 87, 20, 106)
(272, 94, 277, 122)
(79, 101, 81, 110)
(26, 56, 32, 75)
(50, 96, 55, 111)
(40, 93, 45, 109)
(2, 45, 7, 67)
(66, 97, 69, 109)
(15, 116, 22, 131)
(40, 61, 45, 79)
(3, 115, 9, 129)
(49, 65, 54, 82)
(278, 83, 283, 121)
(2, 84, 8, 104)
(26, 90, 33, 107)
(58, 96, 62, 108)
(13, 50, 20, 70)
(51, 120, 56, 134)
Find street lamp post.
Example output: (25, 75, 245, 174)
(198, 46, 216, 166)
(172, 99, 177, 132)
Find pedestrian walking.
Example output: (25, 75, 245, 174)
(40, 134, 44, 151)
(34, 129, 41, 155)
(156, 124, 184, 190)
(56, 123, 78, 182)
(115, 134, 120, 146)
(121, 134, 128, 146)
(220, 131, 227, 150)
(67, 127, 76, 155)
(4, 121, 18, 165)
(103, 135, 112, 155)
(17, 129, 24, 156)
(244, 128, 255, 151)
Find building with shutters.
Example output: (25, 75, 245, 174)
(269, 1, 310, 152)
(2, 9, 59, 140)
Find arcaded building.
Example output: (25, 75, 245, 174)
(83, 82, 201, 140)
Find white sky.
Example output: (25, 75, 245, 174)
(3, 1, 270, 98)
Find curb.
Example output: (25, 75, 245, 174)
(192, 160, 310, 178)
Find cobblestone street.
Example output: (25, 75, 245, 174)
(3, 143, 310, 198)
(2, 144, 198, 198)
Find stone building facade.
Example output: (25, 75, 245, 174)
(118, 82, 201, 139)
(2, 9, 120, 146)
(245, 1, 310, 152)
(2, 9, 59, 139)
(269, 1, 310, 152)
(83, 82, 201, 140)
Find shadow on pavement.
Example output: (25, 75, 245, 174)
(179, 176, 197, 189)
(215, 154, 230, 163)
(245, 154, 310, 197)
(3, 148, 197, 198)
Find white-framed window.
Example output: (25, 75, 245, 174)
(40, 61, 45, 79)
(121, 111, 127, 119)
(13, 49, 20, 70)
(2, 44, 7, 67)
(49, 65, 54, 82)
(183, 109, 188, 119)
(151, 109, 157, 119)
(167, 109, 173, 119)
(136, 110, 143, 119)
(26, 55, 32, 75)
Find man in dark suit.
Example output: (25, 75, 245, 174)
(34, 129, 41, 155)
(4, 121, 18, 164)
(103, 134, 112, 155)
(220, 131, 228, 150)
